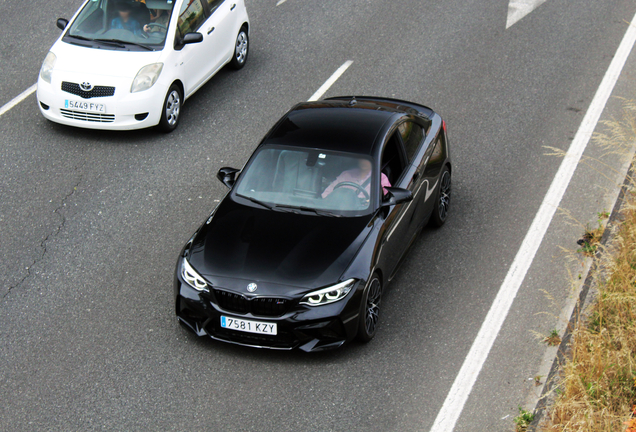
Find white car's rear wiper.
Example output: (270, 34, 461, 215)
(236, 194, 273, 210)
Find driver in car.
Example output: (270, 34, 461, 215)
(322, 159, 391, 199)
(111, 1, 143, 36)
(144, 9, 171, 33)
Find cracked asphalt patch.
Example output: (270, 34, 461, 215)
(0, 105, 88, 299)
(3, 177, 83, 299)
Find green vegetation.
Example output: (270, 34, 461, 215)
(515, 406, 535, 432)
(542, 101, 636, 431)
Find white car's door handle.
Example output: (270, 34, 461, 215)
(207, 27, 215, 35)
(230, 3, 236, 10)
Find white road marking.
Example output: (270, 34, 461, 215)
(308, 60, 353, 101)
(0, 84, 37, 117)
(276, 0, 288, 6)
(507, 0, 549, 28)
(430, 12, 636, 432)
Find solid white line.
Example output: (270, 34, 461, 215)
(430, 12, 636, 432)
(308, 60, 353, 102)
(276, 0, 288, 5)
(0, 84, 37, 117)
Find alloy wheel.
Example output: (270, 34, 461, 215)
(437, 170, 451, 222)
(165, 90, 181, 127)
(364, 278, 381, 336)
(235, 31, 248, 65)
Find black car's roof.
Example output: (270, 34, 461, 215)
(262, 99, 416, 156)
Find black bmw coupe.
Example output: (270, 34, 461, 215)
(174, 96, 451, 352)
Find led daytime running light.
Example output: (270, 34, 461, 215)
(300, 279, 356, 306)
(181, 258, 209, 292)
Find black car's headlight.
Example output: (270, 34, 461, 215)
(181, 258, 209, 292)
(300, 279, 356, 306)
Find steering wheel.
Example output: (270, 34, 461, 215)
(145, 23, 167, 31)
(333, 181, 370, 201)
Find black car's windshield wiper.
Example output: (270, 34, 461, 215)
(273, 204, 341, 217)
(236, 194, 273, 210)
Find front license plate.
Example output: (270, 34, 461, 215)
(65, 100, 106, 113)
(221, 316, 277, 335)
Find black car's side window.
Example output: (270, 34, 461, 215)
(381, 133, 407, 187)
(398, 121, 424, 162)
(423, 136, 446, 178)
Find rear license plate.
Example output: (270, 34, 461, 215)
(65, 100, 106, 113)
(221, 316, 277, 335)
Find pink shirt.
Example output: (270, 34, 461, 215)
(322, 169, 391, 198)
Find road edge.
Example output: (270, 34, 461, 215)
(527, 159, 636, 430)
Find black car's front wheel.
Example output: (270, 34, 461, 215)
(430, 166, 451, 227)
(357, 274, 382, 342)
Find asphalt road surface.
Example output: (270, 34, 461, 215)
(2, 1, 636, 431)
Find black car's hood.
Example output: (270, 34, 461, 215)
(188, 198, 374, 295)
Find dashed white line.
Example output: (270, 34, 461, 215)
(0, 84, 37, 118)
(429, 12, 636, 432)
(308, 60, 353, 102)
(507, 0, 549, 28)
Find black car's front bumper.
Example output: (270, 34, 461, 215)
(174, 275, 364, 352)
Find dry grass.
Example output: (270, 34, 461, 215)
(542, 101, 636, 431)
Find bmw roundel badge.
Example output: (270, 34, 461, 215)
(247, 283, 257, 292)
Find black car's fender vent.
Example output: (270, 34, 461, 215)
(214, 290, 290, 317)
(61, 81, 115, 99)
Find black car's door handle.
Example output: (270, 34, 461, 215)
(230, 3, 236, 10)
(207, 27, 215, 34)
(413, 171, 420, 180)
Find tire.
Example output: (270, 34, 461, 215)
(356, 274, 382, 342)
(158, 84, 182, 133)
(229, 27, 249, 70)
(429, 166, 451, 227)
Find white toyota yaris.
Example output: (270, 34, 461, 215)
(37, 0, 249, 132)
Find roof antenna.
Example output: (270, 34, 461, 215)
(349, 96, 357, 106)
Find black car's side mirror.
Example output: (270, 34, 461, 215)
(183, 32, 203, 45)
(56, 18, 68, 30)
(217, 167, 240, 188)
(381, 187, 413, 207)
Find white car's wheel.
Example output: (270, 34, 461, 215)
(159, 84, 182, 133)
(230, 27, 249, 70)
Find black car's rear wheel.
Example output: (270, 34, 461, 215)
(357, 274, 382, 342)
(430, 166, 451, 227)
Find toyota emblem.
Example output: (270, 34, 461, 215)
(247, 283, 257, 292)
(79, 82, 93, 91)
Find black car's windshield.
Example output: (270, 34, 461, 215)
(234, 146, 379, 217)
(65, 0, 175, 50)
